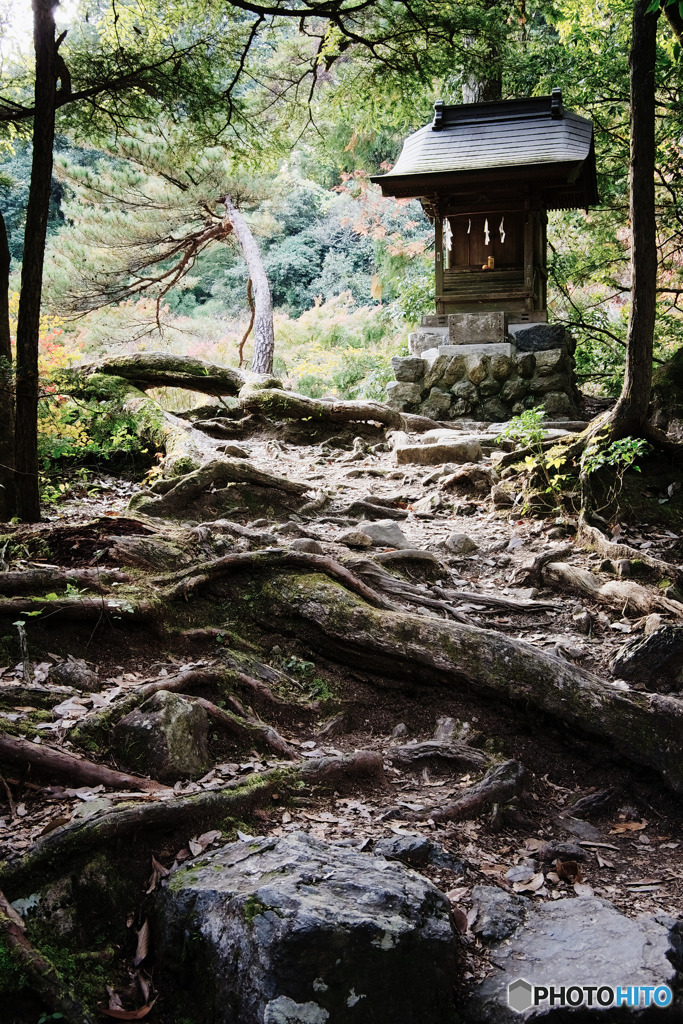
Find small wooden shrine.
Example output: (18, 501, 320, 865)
(371, 89, 597, 319)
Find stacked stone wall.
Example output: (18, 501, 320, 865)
(386, 324, 581, 422)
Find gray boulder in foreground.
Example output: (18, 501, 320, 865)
(155, 832, 460, 1024)
(466, 887, 681, 1021)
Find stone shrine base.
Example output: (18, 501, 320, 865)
(387, 319, 581, 422)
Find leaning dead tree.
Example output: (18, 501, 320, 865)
(50, 144, 276, 373)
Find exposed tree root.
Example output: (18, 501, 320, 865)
(576, 515, 683, 582)
(176, 695, 297, 760)
(408, 760, 526, 823)
(154, 548, 398, 611)
(544, 561, 683, 617)
(0, 567, 130, 596)
(256, 574, 683, 797)
(0, 751, 384, 895)
(0, 889, 96, 1024)
(238, 385, 441, 433)
(0, 595, 154, 622)
(131, 458, 308, 517)
(0, 732, 169, 793)
(388, 740, 492, 772)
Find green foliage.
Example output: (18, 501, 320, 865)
(582, 433, 651, 477)
(498, 406, 548, 448)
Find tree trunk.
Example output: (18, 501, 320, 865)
(14, 0, 59, 521)
(221, 194, 275, 375)
(0, 210, 15, 520)
(611, 0, 659, 435)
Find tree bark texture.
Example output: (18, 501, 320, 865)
(222, 195, 275, 376)
(612, 0, 659, 433)
(14, 0, 59, 521)
(0, 210, 15, 520)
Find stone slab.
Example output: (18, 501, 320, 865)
(427, 343, 514, 361)
(466, 888, 681, 1022)
(395, 439, 483, 466)
(448, 312, 505, 345)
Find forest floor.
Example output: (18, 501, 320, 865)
(2, 409, 683, 1020)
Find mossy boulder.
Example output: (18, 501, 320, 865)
(113, 690, 209, 780)
(155, 832, 460, 1024)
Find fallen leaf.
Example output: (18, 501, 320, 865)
(512, 872, 545, 893)
(556, 860, 583, 884)
(573, 882, 594, 897)
(134, 920, 149, 966)
(40, 815, 71, 836)
(451, 906, 468, 934)
(610, 820, 648, 834)
(99, 999, 157, 1020)
(596, 853, 614, 869)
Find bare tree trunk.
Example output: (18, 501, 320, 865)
(0, 210, 15, 521)
(14, 0, 59, 521)
(611, 0, 659, 435)
(221, 194, 274, 375)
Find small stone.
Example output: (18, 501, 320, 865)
(500, 376, 529, 403)
(480, 398, 510, 422)
(533, 348, 569, 376)
(572, 610, 592, 635)
(356, 520, 411, 549)
(546, 526, 566, 540)
(444, 533, 478, 555)
(515, 353, 536, 378)
(113, 690, 209, 781)
(467, 360, 488, 386)
(49, 659, 99, 692)
(490, 354, 513, 381)
(385, 381, 423, 410)
(219, 444, 249, 458)
(391, 723, 408, 739)
(374, 835, 464, 874)
(616, 558, 632, 578)
(395, 440, 483, 466)
(391, 356, 426, 383)
(337, 529, 373, 549)
(420, 387, 452, 420)
(599, 558, 616, 574)
(278, 521, 307, 537)
(478, 376, 501, 398)
(506, 536, 524, 552)
(451, 379, 478, 403)
(491, 484, 513, 507)
(289, 538, 324, 554)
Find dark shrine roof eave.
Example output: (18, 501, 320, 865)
(370, 164, 599, 211)
(370, 91, 598, 211)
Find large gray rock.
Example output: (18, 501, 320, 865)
(155, 833, 460, 1024)
(610, 626, 683, 692)
(508, 323, 571, 352)
(356, 519, 411, 548)
(466, 888, 681, 1022)
(395, 439, 483, 466)
(113, 690, 209, 780)
(385, 381, 423, 409)
(391, 356, 426, 383)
